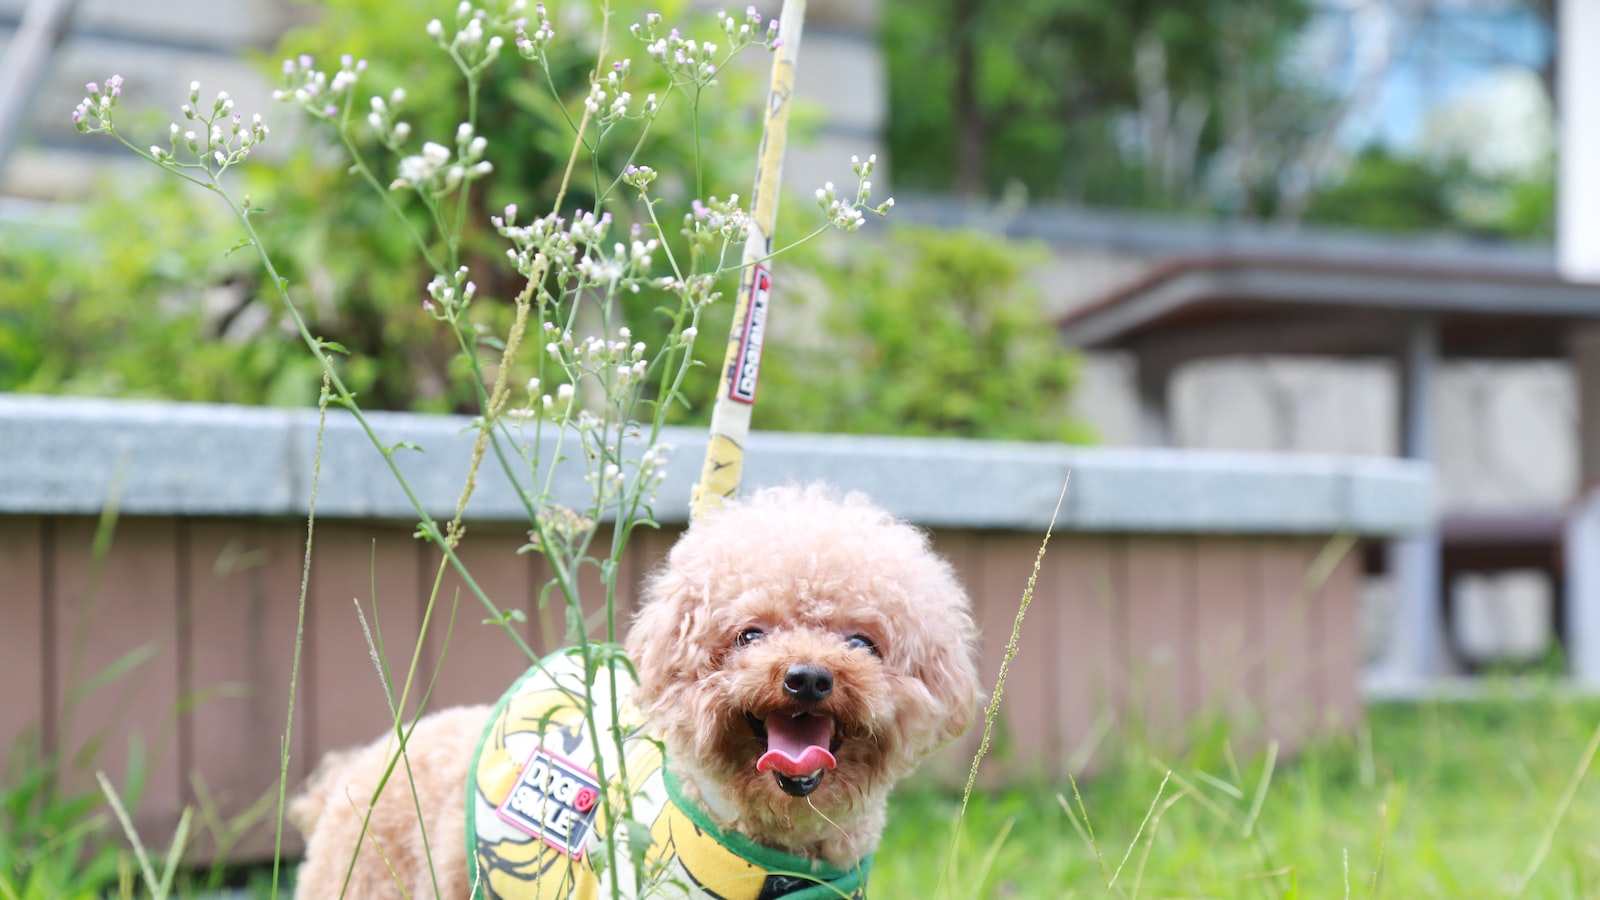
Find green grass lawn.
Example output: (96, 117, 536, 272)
(31, 692, 1600, 898)
(877, 693, 1600, 898)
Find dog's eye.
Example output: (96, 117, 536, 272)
(735, 628, 765, 647)
(845, 634, 878, 656)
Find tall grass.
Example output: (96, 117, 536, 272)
(880, 692, 1600, 898)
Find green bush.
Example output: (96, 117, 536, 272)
(1304, 144, 1556, 239)
(0, 183, 322, 406)
(760, 226, 1091, 443)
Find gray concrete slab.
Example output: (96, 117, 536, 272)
(0, 395, 1434, 536)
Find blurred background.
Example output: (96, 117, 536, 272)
(9, 1, 1600, 892)
(2, 0, 1586, 680)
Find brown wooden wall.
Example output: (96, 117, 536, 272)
(0, 515, 1363, 863)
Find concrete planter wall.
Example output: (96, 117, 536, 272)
(0, 395, 1431, 860)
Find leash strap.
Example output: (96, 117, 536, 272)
(689, 0, 807, 521)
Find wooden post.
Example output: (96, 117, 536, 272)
(1567, 486, 1600, 686)
(1386, 315, 1445, 681)
(1572, 328, 1600, 485)
(1566, 327, 1600, 684)
(1135, 356, 1172, 447)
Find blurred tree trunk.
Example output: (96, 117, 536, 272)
(951, 0, 986, 198)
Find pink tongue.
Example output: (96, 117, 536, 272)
(755, 714, 837, 777)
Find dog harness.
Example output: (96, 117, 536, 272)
(468, 654, 871, 899)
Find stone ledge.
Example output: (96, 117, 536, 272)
(0, 394, 1433, 535)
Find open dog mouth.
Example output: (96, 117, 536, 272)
(747, 712, 840, 797)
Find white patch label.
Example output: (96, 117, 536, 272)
(495, 747, 603, 859)
(729, 265, 772, 404)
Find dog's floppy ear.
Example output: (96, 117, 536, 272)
(893, 553, 984, 753)
(626, 559, 712, 709)
(915, 602, 983, 745)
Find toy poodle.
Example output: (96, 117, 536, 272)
(290, 484, 982, 898)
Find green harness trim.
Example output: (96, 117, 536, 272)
(660, 768, 871, 898)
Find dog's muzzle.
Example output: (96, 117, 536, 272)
(750, 708, 840, 797)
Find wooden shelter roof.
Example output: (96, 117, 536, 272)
(1056, 253, 1600, 362)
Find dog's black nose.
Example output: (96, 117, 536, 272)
(783, 663, 833, 704)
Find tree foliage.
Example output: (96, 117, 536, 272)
(885, 0, 1556, 238)
(885, 0, 1323, 215)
